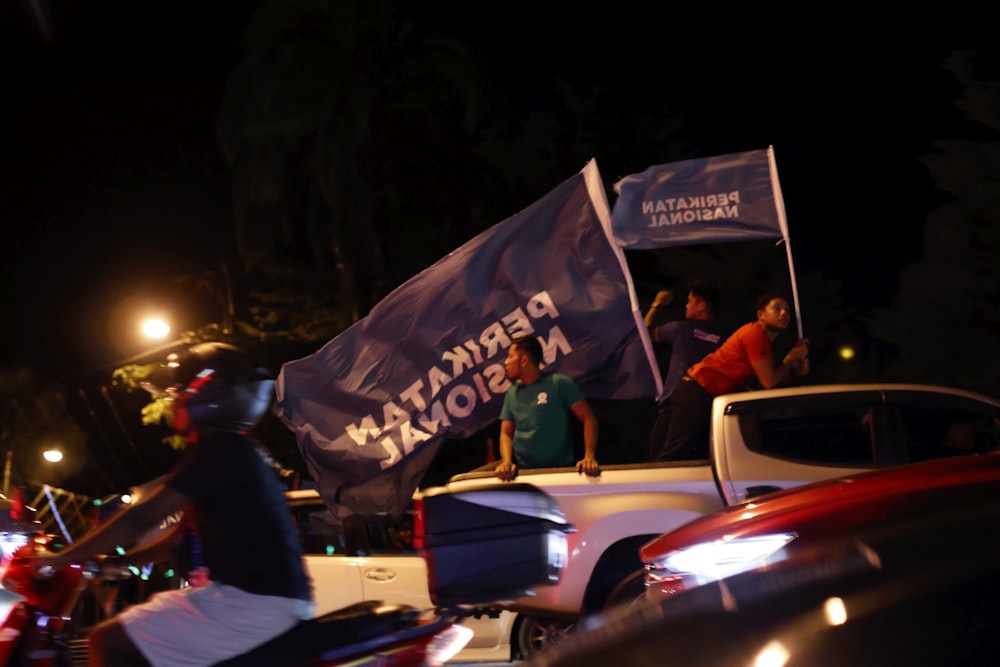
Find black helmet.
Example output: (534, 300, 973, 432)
(142, 342, 275, 433)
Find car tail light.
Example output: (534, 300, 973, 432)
(412, 496, 426, 550)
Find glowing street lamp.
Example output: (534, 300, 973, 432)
(141, 318, 171, 340)
(1, 448, 65, 495)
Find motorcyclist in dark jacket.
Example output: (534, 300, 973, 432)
(28, 342, 314, 667)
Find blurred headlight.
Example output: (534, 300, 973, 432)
(648, 532, 797, 586)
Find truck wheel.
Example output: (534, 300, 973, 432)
(583, 535, 657, 614)
(513, 615, 576, 659)
(603, 568, 647, 610)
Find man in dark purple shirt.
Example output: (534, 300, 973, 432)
(645, 281, 724, 460)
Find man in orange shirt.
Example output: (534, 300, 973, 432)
(652, 292, 810, 461)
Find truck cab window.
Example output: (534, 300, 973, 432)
(741, 402, 875, 466)
(897, 405, 1000, 463)
(292, 506, 346, 556)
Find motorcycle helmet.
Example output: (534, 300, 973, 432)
(142, 342, 275, 434)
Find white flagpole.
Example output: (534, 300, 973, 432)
(585, 158, 664, 398)
(767, 145, 804, 339)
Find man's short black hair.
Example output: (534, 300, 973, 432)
(511, 334, 543, 367)
(756, 291, 787, 312)
(687, 279, 719, 314)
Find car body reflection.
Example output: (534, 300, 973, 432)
(523, 474, 1000, 666)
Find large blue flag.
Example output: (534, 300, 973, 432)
(275, 160, 660, 518)
(610, 147, 789, 250)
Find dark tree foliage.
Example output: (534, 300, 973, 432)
(868, 51, 1000, 398)
(210, 3, 937, 482)
(215, 1, 708, 336)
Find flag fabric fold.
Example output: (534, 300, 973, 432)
(275, 159, 660, 518)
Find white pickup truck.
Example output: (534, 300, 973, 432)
(419, 383, 1000, 657)
(285, 489, 519, 663)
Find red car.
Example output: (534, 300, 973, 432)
(640, 449, 1000, 599)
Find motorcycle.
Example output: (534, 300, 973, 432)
(0, 534, 472, 667)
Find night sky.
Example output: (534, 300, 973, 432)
(1, 3, 995, 494)
(0, 5, 977, 375)
(2, 1, 256, 376)
(3, 6, 981, 374)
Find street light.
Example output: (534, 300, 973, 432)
(141, 318, 171, 340)
(2, 448, 65, 495)
(111, 316, 194, 367)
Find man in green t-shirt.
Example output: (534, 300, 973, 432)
(494, 334, 600, 481)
